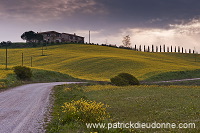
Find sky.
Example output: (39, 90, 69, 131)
(1, 0, 200, 52)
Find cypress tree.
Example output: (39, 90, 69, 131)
(160, 45, 162, 52)
(152, 45, 154, 52)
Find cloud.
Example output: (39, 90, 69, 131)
(0, 0, 107, 21)
(169, 19, 200, 35)
(87, 19, 200, 52)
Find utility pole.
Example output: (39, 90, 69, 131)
(89, 30, 91, 44)
(194, 47, 197, 62)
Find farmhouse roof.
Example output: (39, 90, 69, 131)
(39, 31, 61, 34)
(38, 31, 84, 38)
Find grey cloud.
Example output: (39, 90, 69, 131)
(0, 0, 107, 21)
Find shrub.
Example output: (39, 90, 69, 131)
(13, 66, 32, 80)
(110, 73, 140, 86)
(62, 98, 110, 123)
(110, 76, 129, 86)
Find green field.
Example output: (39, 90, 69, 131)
(0, 44, 200, 132)
(47, 84, 200, 133)
(1, 44, 200, 82)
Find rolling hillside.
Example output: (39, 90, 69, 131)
(0, 44, 200, 81)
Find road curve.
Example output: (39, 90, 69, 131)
(0, 82, 83, 133)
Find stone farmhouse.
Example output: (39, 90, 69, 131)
(38, 31, 84, 43)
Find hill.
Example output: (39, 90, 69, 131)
(0, 44, 200, 81)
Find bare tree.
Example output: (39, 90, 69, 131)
(122, 35, 131, 47)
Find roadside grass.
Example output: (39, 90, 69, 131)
(0, 68, 84, 91)
(144, 69, 200, 82)
(1, 44, 200, 81)
(47, 84, 200, 133)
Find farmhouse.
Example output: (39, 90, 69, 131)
(39, 31, 84, 43)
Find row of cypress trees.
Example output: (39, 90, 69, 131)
(134, 44, 197, 54)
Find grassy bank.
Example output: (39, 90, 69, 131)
(0, 68, 84, 91)
(47, 84, 200, 132)
(145, 69, 200, 82)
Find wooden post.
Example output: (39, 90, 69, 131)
(5, 46, 8, 69)
(42, 46, 44, 56)
(22, 52, 24, 66)
(31, 57, 33, 67)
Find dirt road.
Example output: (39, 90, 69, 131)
(151, 78, 200, 83)
(0, 82, 82, 133)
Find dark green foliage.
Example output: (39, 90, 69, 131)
(13, 66, 32, 80)
(110, 73, 140, 86)
(21, 31, 36, 42)
(110, 76, 129, 86)
(21, 31, 43, 43)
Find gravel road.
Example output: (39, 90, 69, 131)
(0, 82, 82, 133)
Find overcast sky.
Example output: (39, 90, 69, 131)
(1, 0, 200, 51)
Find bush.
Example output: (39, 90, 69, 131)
(110, 73, 140, 86)
(13, 66, 32, 80)
(62, 98, 110, 123)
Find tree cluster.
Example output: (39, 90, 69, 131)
(0, 41, 12, 47)
(21, 31, 43, 43)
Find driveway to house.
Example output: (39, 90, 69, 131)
(0, 82, 83, 133)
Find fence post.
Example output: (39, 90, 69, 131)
(22, 52, 24, 66)
(5, 45, 8, 69)
(31, 57, 33, 67)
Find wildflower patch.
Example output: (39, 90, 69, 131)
(62, 98, 110, 123)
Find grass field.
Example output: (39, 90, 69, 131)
(47, 84, 200, 133)
(0, 68, 83, 90)
(1, 44, 200, 82)
(0, 44, 199, 132)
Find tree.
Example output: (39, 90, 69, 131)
(21, 31, 43, 43)
(21, 31, 36, 42)
(34, 34, 43, 43)
(122, 35, 131, 47)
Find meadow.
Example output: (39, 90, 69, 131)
(0, 43, 200, 82)
(0, 43, 199, 132)
(47, 84, 200, 132)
